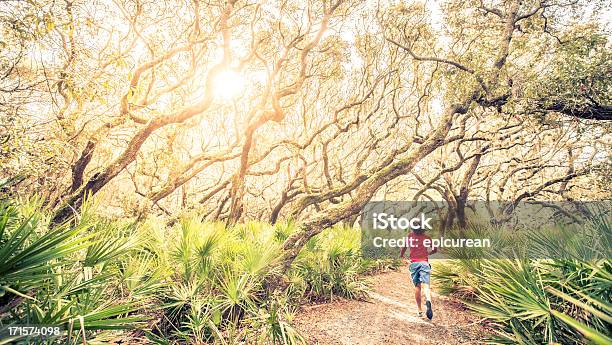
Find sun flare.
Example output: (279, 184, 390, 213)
(213, 70, 246, 101)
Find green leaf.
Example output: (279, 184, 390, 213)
(551, 310, 612, 345)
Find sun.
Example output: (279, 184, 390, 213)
(213, 69, 246, 101)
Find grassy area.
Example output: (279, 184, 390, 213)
(3, 198, 609, 344)
(0, 200, 399, 344)
(435, 220, 612, 345)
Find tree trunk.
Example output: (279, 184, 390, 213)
(456, 198, 467, 230)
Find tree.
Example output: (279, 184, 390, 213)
(0, 0, 609, 276)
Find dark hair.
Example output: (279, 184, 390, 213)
(412, 227, 426, 235)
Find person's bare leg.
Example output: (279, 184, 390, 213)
(422, 283, 433, 320)
(422, 283, 432, 302)
(415, 283, 422, 313)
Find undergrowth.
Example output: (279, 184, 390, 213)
(0, 199, 399, 344)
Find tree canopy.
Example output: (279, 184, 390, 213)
(1, 0, 610, 264)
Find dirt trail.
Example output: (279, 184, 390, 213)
(294, 267, 489, 345)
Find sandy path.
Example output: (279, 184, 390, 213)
(293, 267, 488, 345)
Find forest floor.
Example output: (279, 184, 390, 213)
(293, 267, 490, 345)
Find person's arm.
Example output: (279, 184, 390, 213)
(427, 236, 437, 255)
(400, 233, 411, 259)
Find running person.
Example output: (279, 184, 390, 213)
(400, 227, 437, 320)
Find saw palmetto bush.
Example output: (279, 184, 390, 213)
(436, 217, 612, 345)
(134, 216, 384, 344)
(289, 224, 371, 302)
(0, 200, 150, 344)
(0, 200, 389, 344)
